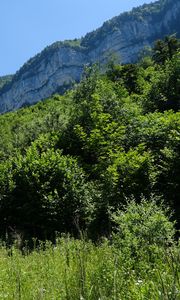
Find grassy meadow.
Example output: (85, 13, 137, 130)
(1, 200, 180, 300)
(0, 237, 180, 300)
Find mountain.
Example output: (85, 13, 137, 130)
(0, 75, 13, 90)
(0, 0, 180, 114)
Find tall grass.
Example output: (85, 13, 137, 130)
(0, 236, 180, 299)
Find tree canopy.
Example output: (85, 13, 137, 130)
(0, 36, 180, 241)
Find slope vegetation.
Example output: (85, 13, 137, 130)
(0, 36, 179, 241)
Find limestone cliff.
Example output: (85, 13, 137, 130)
(0, 0, 180, 113)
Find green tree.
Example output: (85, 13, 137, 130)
(153, 35, 180, 65)
(147, 52, 180, 111)
(0, 140, 95, 239)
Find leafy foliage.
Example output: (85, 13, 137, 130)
(0, 36, 180, 240)
(112, 198, 175, 252)
(0, 140, 96, 239)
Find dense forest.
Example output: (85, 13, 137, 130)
(0, 35, 179, 241)
(0, 35, 180, 299)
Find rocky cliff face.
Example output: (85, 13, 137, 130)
(0, 47, 88, 112)
(0, 0, 180, 113)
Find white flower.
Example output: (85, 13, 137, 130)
(135, 279, 143, 285)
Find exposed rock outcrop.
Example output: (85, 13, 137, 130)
(0, 0, 180, 113)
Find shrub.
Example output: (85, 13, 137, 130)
(0, 140, 96, 240)
(111, 197, 175, 260)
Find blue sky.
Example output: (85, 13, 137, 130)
(0, 0, 154, 76)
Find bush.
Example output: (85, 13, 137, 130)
(112, 197, 175, 258)
(0, 140, 96, 240)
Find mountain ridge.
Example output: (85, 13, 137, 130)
(0, 0, 180, 113)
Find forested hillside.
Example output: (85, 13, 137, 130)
(0, 36, 179, 242)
